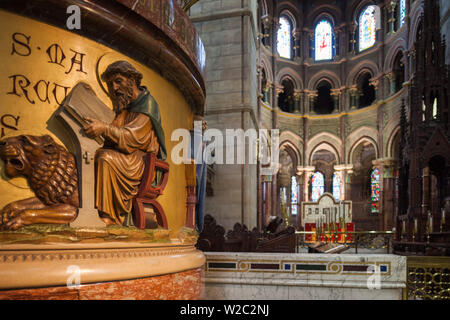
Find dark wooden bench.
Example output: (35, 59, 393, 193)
(132, 152, 169, 229)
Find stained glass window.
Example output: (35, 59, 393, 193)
(359, 6, 376, 52)
(432, 97, 438, 119)
(311, 171, 324, 202)
(400, 0, 406, 27)
(332, 173, 341, 201)
(315, 20, 333, 61)
(291, 176, 298, 216)
(277, 16, 292, 59)
(371, 168, 380, 213)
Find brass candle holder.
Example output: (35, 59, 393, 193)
(426, 212, 432, 244)
(401, 220, 406, 241)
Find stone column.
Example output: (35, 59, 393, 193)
(386, 72, 395, 95)
(272, 18, 280, 56)
(349, 86, 359, 109)
(387, 1, 397, 35)
(334, 27, 341, 58)
(381, 158, 397, 230)
(349, 22, 357, 54)
(298, 166, 315, 202)
(261, 174, 272, 224)
(331, 89, 340, 113)
(334, 164, 353, 201)
(306, 90, 318, 114)
(274, 84, 284, 109)
(261, 15, 271, 47)
(278, 171, 291, 223)
(296, 169, 305, 228)
(369, 78, 380, 100)
(293, 29, 301, 59)
(344, 167, 354, 201)
(308, 30, 314, 59)
(263, 81, 272, 104)
(293, 89, 302, 113)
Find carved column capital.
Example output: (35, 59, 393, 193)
(388, 0, 397, 13)
(262, 15, 272, 28)
(293, 89, 303, 101)
(274, 84, 284, 97)
(369, 78, 380, 89)
(348, 86, 359, 95)
(330, 89, 341, 97)
(264, 82, 273, 92)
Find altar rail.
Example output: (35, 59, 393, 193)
(295, 231, 395, 253)
(405, 256, 450, 300)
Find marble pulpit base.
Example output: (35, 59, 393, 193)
(0, 242, 205, 300)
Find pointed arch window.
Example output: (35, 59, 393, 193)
(371, 168, 380, 214)
(277, 16, 292, 59)
(315, 19, 333, 61)
(291, 176, 298, 215)
(400, 0, 406, 27)
(332, 173, 341, 201)
(311, 171, 325, 202)
(359, 5, 377, 52)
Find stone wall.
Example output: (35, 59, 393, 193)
(190, 0, 258, 230)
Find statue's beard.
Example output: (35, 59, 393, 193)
(111, 80, 134, 113)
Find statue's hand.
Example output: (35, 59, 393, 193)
(83, 117, 106, 139)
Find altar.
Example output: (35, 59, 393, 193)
(301, 193, 355, 242)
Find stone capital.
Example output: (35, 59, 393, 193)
(261, 15, 272, 28)
(369, 78, 379, 89)
(348, 85, 359, 95)
(297, 166, 315, 175)
(264, 82, 273, 92)
(274, 84, 284, 97)
(330, 89, 341, 96)
(385, 71, 395, 81)
(293, 89, 303, 100)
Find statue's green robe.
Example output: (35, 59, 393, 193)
(95, 87, 166, 225)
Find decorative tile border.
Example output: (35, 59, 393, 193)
(206, 259, 391, 277)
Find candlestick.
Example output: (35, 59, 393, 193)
(441, 209, 446, 233)
(429, 211, 433, 234)
(413, 218, 417, 242)
(402, 220, 406, 240)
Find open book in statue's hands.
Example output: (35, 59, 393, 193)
(62, 82, 115, 145)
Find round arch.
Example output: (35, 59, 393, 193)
(346, 126, 379, 163)
(306, 4, 342, 27)
(306, 132, 342, 165)
(385, 126, 401, 159)
(308, 70, 341, 90)
(259, 55, 274, 84)
(348, 136, 379, 165)
(408, 1, 424, 48)
(309, 142, 341, 166)
(276, 67, 302, 89)
(280, 130, 304, 160)
(346, 60, 379, 86)
(383, 39, 406, 72)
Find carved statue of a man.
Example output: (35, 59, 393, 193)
(83, 60, 166, 226)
